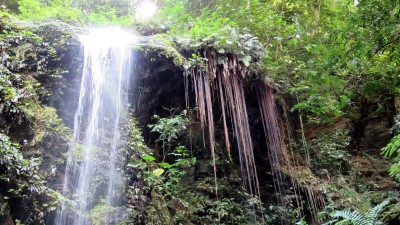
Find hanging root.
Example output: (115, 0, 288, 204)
(256, 80, 286, 192)
(190, 66, 218, 197)
(256, 80, 288, 216)
(186, 48, 260, 198)
(256, 80, 326, 223)
(185, 47, 326, 223)
(276, 87, 326, 223)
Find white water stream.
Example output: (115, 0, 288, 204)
(55, 28, 135, 225)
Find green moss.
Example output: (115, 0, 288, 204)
(66, 143, 98, 161)
(33, 20, 80, 52)
(136, 34, 185, 66)
(0, 12, 78, 224)
(90, 203, 117, 225)
(0, 11, 12, 20)
(322, 179, 372, 213)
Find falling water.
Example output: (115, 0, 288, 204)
(55, 28, 135, 225)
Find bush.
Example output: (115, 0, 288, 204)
(17, 0, 82, 23)
(310, 129, 351, 173)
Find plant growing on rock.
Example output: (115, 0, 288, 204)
(309, 129, 351, 174)
(382, 114, 400, 182)
(125, 116, 198, 224)
(0, 133, 62, 224)
(148, 110, 189, 161)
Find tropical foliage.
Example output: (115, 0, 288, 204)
(1, 0, 400, 224)
(322, 199, 391, 225)
(382, 115, 400, 181)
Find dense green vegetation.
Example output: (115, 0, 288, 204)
(4, 0, 397, 123)
(1, 0, 399, 224)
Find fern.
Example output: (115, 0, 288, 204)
(382, 134, 400, 181)
(331, 210, 364, 225)
(364, 199, 390, 222)
(325, 199, 390, 225)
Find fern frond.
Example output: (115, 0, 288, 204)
(331, 210, 365, 225)
(321, 220, 338, 225)
(382, 134, 400, 157)
(364, 198, 390, 223)
(328, 199, 390, 225)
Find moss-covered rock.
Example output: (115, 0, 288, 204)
(0, 14, 80, 224)
(135, 34, 185, 67)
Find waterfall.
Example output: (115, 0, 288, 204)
(55, 28, 135, 225)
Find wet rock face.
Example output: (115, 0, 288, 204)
(300, 96, 395, 153)
(395, 96, 400, 114)
(51, 33, 187, 131)
(303, 117, 351, 140)
(350, 96, 394, 153)
(0, 195, 14, 225)
(362, 98, 395, 150)
(0, 17, 83, 224)
(0, 17, 82, 129)
(363, 118, 391, 149)
(34, 21, 83, 127)
(129, 45, 186, 141)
